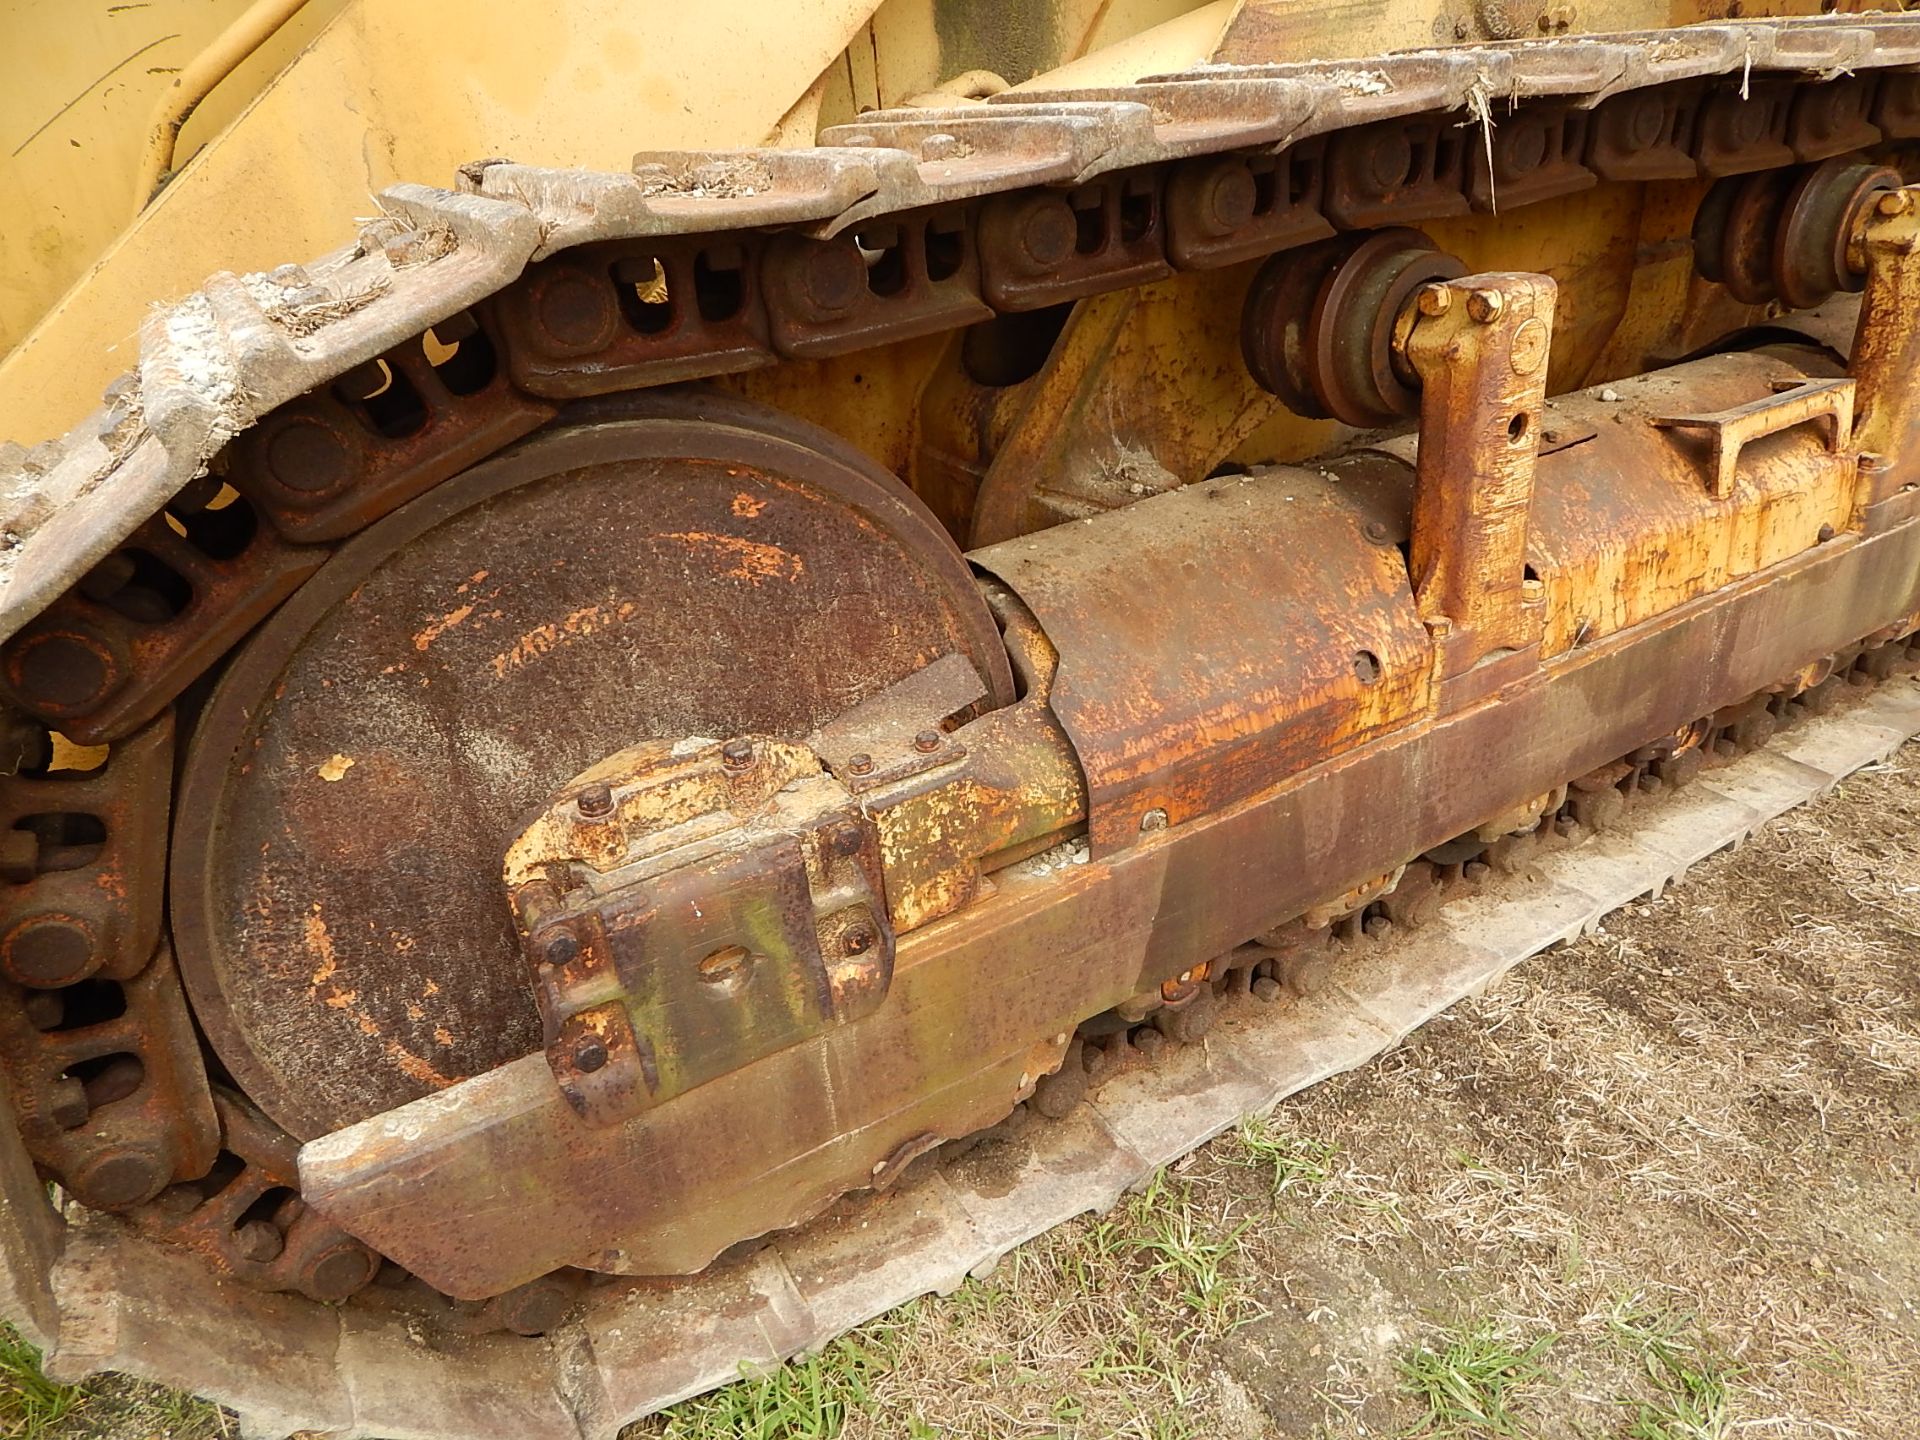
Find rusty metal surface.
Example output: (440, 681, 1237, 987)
(1521, 348, 1858, 657)
(1242, 229, 1466, 427)
(502, 737, 894, 1123)
(128, 1090, 379, 1304)
(0, 714, 170, 991)
(1651, 376, 1854, 499)
(0, 940, 217, 1214)
(975, 466, 1434, 855)
(227, 312, 558, 544)
(11, 17, 1920, 649)
(169, 391, 1012, 1140)
(1846, 187, 1920, 510)
(2, 10, 1920, 1401)
(1401, 273, 1555, 675)
(0, 504, 325, 746)
(300, 485, 1920, 1300)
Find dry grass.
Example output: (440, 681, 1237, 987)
(7, 749, 1920, 1438)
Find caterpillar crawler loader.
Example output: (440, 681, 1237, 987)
(3, 1, 1920, 1431)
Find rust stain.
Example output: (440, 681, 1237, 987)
(655, 530, 805, 584)
(730, 493, 768, 518)
(412, 602, 476, 652)
(305, 905, 338, 988)
(384, 1041, 457, 1088)
(488, 601, 638, 679)
(303, 903, 456, 1086)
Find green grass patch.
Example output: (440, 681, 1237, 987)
(0, 1324, 83, 1440)
(1396, 1319, 1556, 1437)
(1604, 1294, 1740, 1440)
(656, 1331, 896, 1440)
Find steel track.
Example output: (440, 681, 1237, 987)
(2, 11, 1920, 1426)
(9, 676, 1912, 1437)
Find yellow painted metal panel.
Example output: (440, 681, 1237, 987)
(0, 0, 885, 446)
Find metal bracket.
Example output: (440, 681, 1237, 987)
(1400, 271, 1556, 677)
(502, 738, 893, 1124)
(1652, 377, 1855, 500)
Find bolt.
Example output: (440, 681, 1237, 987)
(1416, 283, 1454, 317)
(303, 1244, 378, 1303)
(1877, 189, 1913, 217)
(799, 242, 867, 316)
(1818, 523, 1837, 543)
(72, 1146, 167, 1210)
(497, 1278, 576, 1337)
(1017, 198, 1078, 271)
(572, 1036, 609, 1073)
(843, 925, 875, 956)
(1467, 288, 1505, 323)
(1, 914, 94, 988)
(1363, 519, 1392, 545)
(832, 819, 866, 857)
(913, 728, 943, 753)
(1251, 975, 1283, 1003)
(720, 737, 754, 770)
(234, 1220, 285, 1264)
(576, 782, 613, 818)
(848, 752, 875, 776)
(542, 931, 580, 968)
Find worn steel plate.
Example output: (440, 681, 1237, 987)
(975, 468, 1433, 853)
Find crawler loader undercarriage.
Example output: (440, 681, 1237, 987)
(7, 12, 1920, 1433)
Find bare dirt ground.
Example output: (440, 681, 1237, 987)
(6, 733, 1919, 1440)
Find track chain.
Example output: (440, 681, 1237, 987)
(3, 8, 1920, 1354)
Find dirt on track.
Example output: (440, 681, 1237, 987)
(7, 734, 1920, 1440)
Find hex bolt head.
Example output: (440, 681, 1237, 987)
(913, 728, 943, 753)
(572, 1036, 609, 1074)
(720, 737, 754, 770)
(304, 1244, 378, 1303)
(576, 782, 614, 818)
(1877, 189, 1913, 217)
(1416, 283, 1454, 318)
(1139, 807, 1170, 832)
(542, 931, 580, 968)
(1363, 519, 1392, 545)
(1467, 288, 1505, 323)
(843, 925, 875, 956)
(234, 1220, 286, 1264)
(848, 752, 875, 776)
